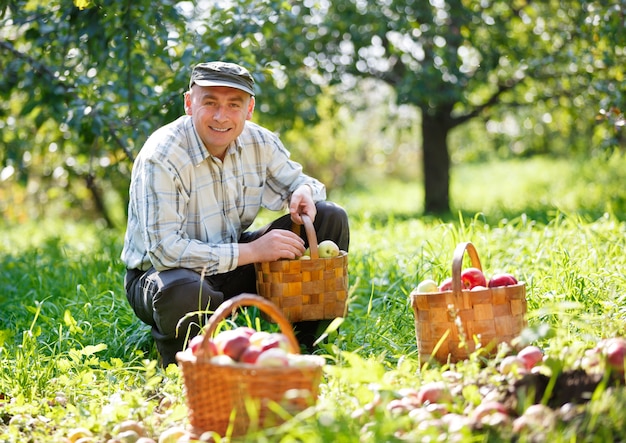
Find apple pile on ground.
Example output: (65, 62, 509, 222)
(182, 327, 319, 368)
(351, 340, 626, 441)
(415, 268, 519, 293)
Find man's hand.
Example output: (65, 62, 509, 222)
(237, 229, 305, 265)
(289, 185, 316, 225)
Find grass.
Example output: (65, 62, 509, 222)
(1, 154, 626, 442)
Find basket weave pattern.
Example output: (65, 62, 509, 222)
(254, 214, 348, 322)
(176, 294, 325, 437)
(411, 242, 527, 363)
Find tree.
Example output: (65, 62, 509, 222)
(0, 0, 312, 225)
(285, 0, 625, 213)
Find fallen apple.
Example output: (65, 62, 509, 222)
(460, 267, 487, 289)
(499, 355, 528, 376)
(416, 381, 452, 405)
(158, 427, 188, 443)
(416, 279, 439, 293)
(604, 337, 626, 372)
(471, 401, 509, 422)
(517, 345, 543, 370)
(318, 240, 340, 258)
(488, 273, 518, 288)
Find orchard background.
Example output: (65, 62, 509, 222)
(2, 1, 626, 442)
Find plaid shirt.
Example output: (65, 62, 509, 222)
(121, 116, 326, 274)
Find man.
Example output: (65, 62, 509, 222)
(121, 61, 349, 367)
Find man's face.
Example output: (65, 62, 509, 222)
(185, 85, 255, 158)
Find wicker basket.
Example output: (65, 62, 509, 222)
(410, 242, 527, 364)
(176, 293, 325, 438)
(254, 214, 348, 322)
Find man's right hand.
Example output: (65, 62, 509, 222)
(237, 229, 305, 265)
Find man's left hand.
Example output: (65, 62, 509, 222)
(289, 185, 316, 225)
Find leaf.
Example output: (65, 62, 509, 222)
(63, 309, 84, 334)
(78, 343, 107, 356)
(74, 0, 92, 10)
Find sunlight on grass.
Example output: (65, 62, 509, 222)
(2, 156, 626, 441)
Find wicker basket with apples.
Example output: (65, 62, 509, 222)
(410, 242, 527, 364)
(254, 214, 348, 322)
(176, 294, 325, 438)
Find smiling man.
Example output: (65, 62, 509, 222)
(121, 62, 349, 366)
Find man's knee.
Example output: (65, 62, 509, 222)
(151, 269, 224, 339)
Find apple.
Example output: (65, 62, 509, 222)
(158, 427, 187, 443)
(250, 331, 291, 352)
(249, 331, 272, 346)
(488, 273, 518, 288)
(416, 381, 451, 405)
(499, 355, 528, 375)
(460, 267, 487, 289)
(213, 329, 252, 361)
(210, 354, 236, 365)
(517, 345, 543, 370)
(439, 277, 453, 292)
(603, 337, 626, 372)
(416, 279, 439, 293)
(318, 240, 340, 258)
(255, 347, 290, 367)
(470, 285, 487, 291)
(187, 334, 218, 356)
(471, 401, 509, 422)
(188, 335, 205, 355)
(239, 345, 264, 364)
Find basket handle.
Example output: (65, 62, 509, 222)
(292, 214, 319, 259)
(451, 242, 483, 295)
(201, 293, 301, 355)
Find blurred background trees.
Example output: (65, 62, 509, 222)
(0, 0, 623, 225)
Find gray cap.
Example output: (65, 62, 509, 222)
(189, 62, 255, 96)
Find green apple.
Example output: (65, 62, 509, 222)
(416, 279, 439, 293)
(318, 240, 340, 258)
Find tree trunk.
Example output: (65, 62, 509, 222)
(421, 108, 451, 214)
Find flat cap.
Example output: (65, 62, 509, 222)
(189, 61, 255, 96)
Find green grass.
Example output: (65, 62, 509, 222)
(2, 155, 626, 442)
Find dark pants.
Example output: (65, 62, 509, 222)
(124, 201, 349, 367)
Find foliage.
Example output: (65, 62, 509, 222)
(1, 0, 624, 224)
(2, 157, 626, 441)
(289, 0, 626, 212)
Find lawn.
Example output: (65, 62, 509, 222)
(1, 154, 626, 442)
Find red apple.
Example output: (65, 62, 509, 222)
(439, 277, 453, 292)
(604, 337, 626, 372)
(255, 348, 289, 367)
(188, 335, 217, 356)
(416, 381, 451, 405)
(471, 401, 509, 422)
(239, 345, 264, 364)
(488, 273, 518, 288)
(188, 335, 204, 355)
(470, 285, 487, 291)
(214, 329, 252, 361)
(517, 345, 543, 370)
(461, 267, 487, 289)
